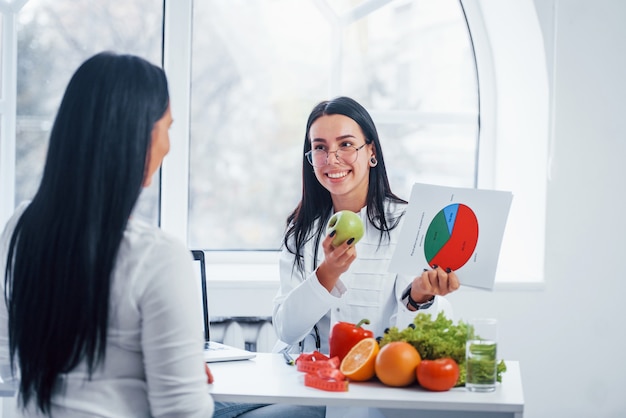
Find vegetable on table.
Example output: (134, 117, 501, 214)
(378, 312, 506, 387)
(417, 358, 460, 391)
(329, 318, 374, 361)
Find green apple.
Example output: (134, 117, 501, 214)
(327, 210, 365, 247)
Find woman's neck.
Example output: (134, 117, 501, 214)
(331, 195, 367, 213)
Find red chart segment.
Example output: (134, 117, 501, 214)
(424, 204, 479, 271)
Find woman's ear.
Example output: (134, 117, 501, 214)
(367, 143, 378, 167)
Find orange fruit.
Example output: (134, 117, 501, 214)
(339, 337, 380, 381)
(375, 341, 421, 387)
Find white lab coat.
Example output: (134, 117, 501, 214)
(272, 199, 453, 354)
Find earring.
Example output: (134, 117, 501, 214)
(369, 156, 378, 167)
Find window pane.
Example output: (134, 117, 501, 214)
(189, 0, 477, 250)
(16, 0, 163, 223)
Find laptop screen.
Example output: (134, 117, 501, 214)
(190, 250, 256, 362)
(191, 250, 210, 341)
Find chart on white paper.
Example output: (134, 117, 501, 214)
(390, 183, 513, 290)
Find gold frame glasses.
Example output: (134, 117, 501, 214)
(305, 143, 366, 167)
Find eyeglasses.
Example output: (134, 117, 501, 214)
(305, 143, 367, 167)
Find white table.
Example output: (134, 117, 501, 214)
(207, 353, 524, 418)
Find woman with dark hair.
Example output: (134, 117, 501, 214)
(272, 96, 460, 357)
(0, 52, 214, 417)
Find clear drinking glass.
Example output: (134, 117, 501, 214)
(466, 318, 498, 392)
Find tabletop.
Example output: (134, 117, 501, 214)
(207, 353, 524, 418)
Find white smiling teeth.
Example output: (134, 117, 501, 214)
(327, 171, 348, 179)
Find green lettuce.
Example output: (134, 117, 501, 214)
(378, 312, 506, 386)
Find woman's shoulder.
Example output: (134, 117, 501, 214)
(114, 219, 195, 298)
(122, 218, 191, 265)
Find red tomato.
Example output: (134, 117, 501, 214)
(416, 358, 460, 391)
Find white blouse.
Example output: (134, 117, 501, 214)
(0, 203, 214, 418)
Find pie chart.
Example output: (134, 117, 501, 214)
(424, 203, 478, 271)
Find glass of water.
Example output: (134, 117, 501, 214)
(466, 318, 498, 392)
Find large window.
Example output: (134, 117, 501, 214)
(12, 0, 163, 224)
(188, 0, 478, 250)
(2, 0, 549, 286)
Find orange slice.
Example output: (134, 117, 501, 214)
(339, 337, 380, 381)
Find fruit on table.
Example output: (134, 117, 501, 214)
(327, 210, 365, 247)
(329, 318, 373, 361)
(339, 337, 380, 381)
(416, 358, 460, 391)
(375, 341, 421, 387)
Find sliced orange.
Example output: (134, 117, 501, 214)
(339, 337, 380, 381)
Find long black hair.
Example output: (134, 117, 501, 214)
(284, 96, 407, 273)
(4, 52, 169, 413)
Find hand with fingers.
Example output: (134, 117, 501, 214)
(205, 363, 214, 384)
(408, 265, 460, 308)
(315, 230, 358, 292)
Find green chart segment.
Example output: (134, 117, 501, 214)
(424, 204, 479, 271)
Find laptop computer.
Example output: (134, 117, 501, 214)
(191, 250, 256, 363)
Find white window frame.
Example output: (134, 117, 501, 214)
(0, 0, 29, 230)
(161, 0, 192, 237)
(463, 0, 548, 288)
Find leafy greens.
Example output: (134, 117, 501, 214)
(378, 311, 506, 386)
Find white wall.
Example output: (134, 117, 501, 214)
(448, 1, 626, 417)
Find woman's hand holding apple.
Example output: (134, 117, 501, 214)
(316, 233, 357, 292)
(316, 211, 365, 292)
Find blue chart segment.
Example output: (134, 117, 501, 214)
(424, 204, 479, 270)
